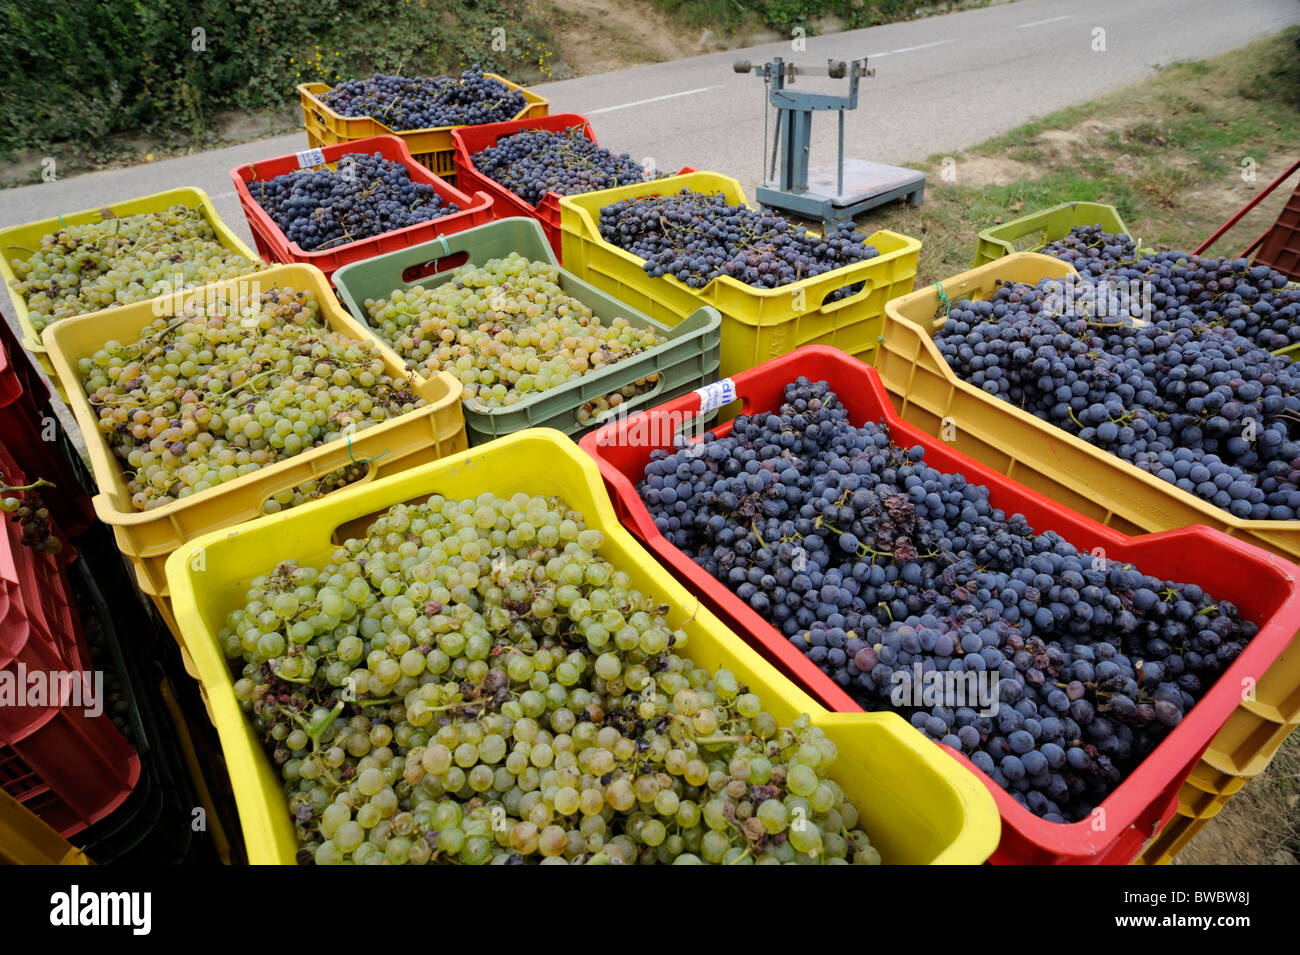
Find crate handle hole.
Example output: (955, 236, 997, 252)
(580, 375, 670, 429)
(329, 490, 435, 546)
(402, 251, 469, 283)
(262, 462, 379, 517)
(818, 277, 872, 311)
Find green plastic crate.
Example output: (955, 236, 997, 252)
(973, 201, 1133, 266)
(332, 219, 722, 444)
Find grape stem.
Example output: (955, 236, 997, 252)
(0, 477, 55, 494)
(308, 700, 346, 749)
(691, 734, 749, 745)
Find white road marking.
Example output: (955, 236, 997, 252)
(866, 39, 954, 58)
(1016, 14, 1074, 28)
(586, 86, 724, 115)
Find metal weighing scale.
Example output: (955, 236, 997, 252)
(733, 57, 925, 229)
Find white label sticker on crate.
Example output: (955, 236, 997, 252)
(694, 378, 737, 413)
(296, 148, 327, 168)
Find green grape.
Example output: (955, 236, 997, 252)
(360, 254, 665, 412)
(10, 205, 259, 333)
(227, 492, 881, 865)
(78, 284, 424, 512)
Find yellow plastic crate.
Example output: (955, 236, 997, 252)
(1175, 782, 1242, 820)
(875, 251, 1300, 819)
(1134, 791, 1242, 865)
(0, 789, 93, 865)
(164, 429, 1000, 865)
(1133, 811, 1201, 864)
(41, 263, 468, 621)
(1186, 760, 1252, 795)
(1136, 766, 1259, 864)
(558, 171, 922, 379)
(298, 77, 549, 185)
(0, 187, 260, 401)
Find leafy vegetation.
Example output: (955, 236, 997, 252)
(0, 0, 556, 156)
(647, 0, 978, 35)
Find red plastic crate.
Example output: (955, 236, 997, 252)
(579, 345, 1300, 864)
(0, 719, 140, 838)
(451, 113, 693, 262)
(0, 441, 81, 674)
(1254, 176, 1300, 280)
(0, 318, 94, 537)
(230, 134, 494, 283)
(0, 313, 44, 411)
(0, 443, 139, 837)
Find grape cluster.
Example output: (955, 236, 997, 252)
(77, 286, 425, 511)
(223, 492, 881, 864)
(1040, 224, 1139, 271)
(249, 152, 459, 252)
(1, 477, 62, 554)
(361, 253, 664, 411)
(637, 378, 1258, 823)
(470, 126, 649, 206)
(321, 68, 526, 130)
(1041, 225, 1300, 353)
(7, 206, 260, 333)
(598, 189, 878, 295)
(935, 267, 1300, 520)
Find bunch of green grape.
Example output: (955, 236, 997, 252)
(78, 286, 424, 511)
(223, 492, 882, 865)
(8, 205, 260, 332)
(360, 253, 665, 411)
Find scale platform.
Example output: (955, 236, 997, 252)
(756, 159, 925, 227)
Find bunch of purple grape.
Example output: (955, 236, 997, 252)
(637, 377, 1257, 822)
(321, 68, 525, 129)
(250, 152, 458, 251)
(598, 189, 877, 295)
(471, 126, 648, 205)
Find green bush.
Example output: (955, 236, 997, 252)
(0, 0, 554, 154)
(647, 0, 918, 34)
